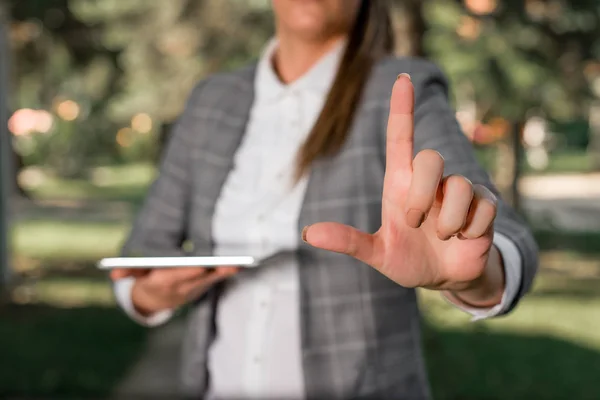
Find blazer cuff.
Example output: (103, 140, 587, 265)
(444, 231, 523, 321)
(114, 277, 174, 327)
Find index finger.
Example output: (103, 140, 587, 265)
(386, 73, 415, 173)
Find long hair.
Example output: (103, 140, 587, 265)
(295, 0, 395, 180)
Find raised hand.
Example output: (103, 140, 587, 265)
(302, 74, 504, 307)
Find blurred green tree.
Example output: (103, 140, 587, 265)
(8, 0, 600, 179)
(424, 0, 599, 124)
(68, 0, 273, 159)
(9, 0, 121, 177)
(422, 0, 600, 203)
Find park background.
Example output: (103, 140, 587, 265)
(1, 0, 600, 399)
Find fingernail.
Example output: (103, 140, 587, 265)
(406, 209, 425, 228)
(301, 226, 309, 243)
(397, 73, 411, 81)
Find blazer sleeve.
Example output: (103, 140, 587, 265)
(121, 82, 206, 257)
(405, 60, 538, 315)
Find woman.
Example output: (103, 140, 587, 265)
(111, 1, 538, 399)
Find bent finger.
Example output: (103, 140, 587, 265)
(461, 184, 497, 239)
(436, 175, 474, 240)
(404, 149, 444, 228)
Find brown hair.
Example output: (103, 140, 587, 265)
(295, 0, 395, 180)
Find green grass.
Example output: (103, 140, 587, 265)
(534, 229, 600, 256)
(0, 304, 148, 399)
(420, 268, 600, 400)
(23, 163, 155, 204)
(422, 324, 600, 400)
(12, 219, 129, 261)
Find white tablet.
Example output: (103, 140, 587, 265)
(96, 256, 260, 270)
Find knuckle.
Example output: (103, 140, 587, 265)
(465, 226, 486, 239)
(409, 186, 434, 201)
(465, 208, 496, 238)
(443, 176, 473, 201)
(345, 229, 359, 257)
(466, 219, 492, 238)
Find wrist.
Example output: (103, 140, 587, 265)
(446, 245, 505, 309)
(131, 281, 170, 317)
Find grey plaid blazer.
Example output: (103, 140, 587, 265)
(123, 57, 538, 399)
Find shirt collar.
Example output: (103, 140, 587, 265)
(255, 37, 347, 103)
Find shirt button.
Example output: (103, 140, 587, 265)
(259, 300, 268, 308)
(253, 356, 261, 364)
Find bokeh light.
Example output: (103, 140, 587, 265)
(116, 127, 134, 147)
(8, 109, 54, 136)
(457, 16, 481, 40)
(56, 100, 81, 121)
(131, 113, 153, 134)
(465, 0, 498, 15)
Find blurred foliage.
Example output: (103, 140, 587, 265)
(8, 0, 121, 176)
(6, 0, 600, 177)
(68, 0, 272, 123)
(7, 0, 272, 176)
(424, 0, 600, 123)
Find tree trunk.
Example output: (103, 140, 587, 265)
(510, 120, 524, 212)
(10, 146, 27, 198)
(155, 122, 174, 163)
(495, 120, 523, 212)
(0, 0, 13, 296)
(391, 0, 427, 57)
(588, 100, 600, 171)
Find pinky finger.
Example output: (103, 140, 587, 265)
(461, 184, 497, 239)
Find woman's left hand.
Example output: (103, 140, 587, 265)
(302, 74, 504, 308)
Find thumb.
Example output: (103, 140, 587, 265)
(302, 223, 382, 268)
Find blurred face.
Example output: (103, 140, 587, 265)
(272, 0, 361, 42)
